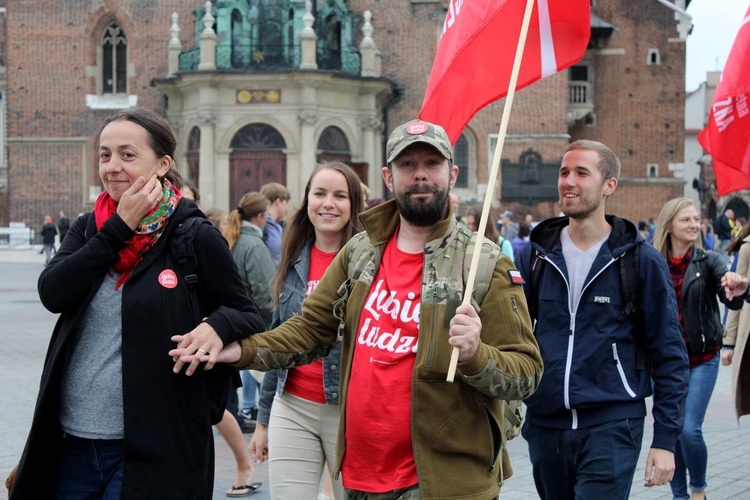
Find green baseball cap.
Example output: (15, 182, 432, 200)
(386, 120, 454, 164)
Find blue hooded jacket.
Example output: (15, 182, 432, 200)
(515, 215, 689, 452)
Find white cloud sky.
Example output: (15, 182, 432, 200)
(685, 0, 748, 91)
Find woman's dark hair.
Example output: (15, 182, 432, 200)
(726, 222, 750, 254)
(274, 162, 363, 301)
(517, 222, 531, 239)
(467, 205, 499, 242)
(101, 107, 183, 187)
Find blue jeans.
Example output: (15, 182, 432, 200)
(55, 434, 124, 500)
(524, 418, 644, 500)
(241, 370, 259, 412)
(670, 354, 719, 499)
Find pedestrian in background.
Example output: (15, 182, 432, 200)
(225, 192, 277, 430)
(467, 205, 513, 260)
(250, 162, 362, 499)
(499, 210, 518, 241)
(723, 222, 750, 422)
(9, 107, 265, 499)
(182, 178, 200, 205)
(260, 182, 291, 266)
(653, 196, 745, 500)
(40, 214, 57, 265)
(204, 207, 228, 233)
(57, 210, 70, 242)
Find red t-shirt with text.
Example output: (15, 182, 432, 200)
(342, 231, 423, 492)
(283, 245, 338, 403)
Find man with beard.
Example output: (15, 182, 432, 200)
(173, 119, 543, 499)
(514, 140, 689, 499)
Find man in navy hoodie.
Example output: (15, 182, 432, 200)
(515, 140, 689, 499)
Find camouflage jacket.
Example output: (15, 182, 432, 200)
(235, 200, 542, 499)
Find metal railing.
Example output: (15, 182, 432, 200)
(178, 43, 361, 76)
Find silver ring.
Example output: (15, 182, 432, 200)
(197, 349, 208, 355)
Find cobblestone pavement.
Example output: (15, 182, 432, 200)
(1, 248, 748, 499)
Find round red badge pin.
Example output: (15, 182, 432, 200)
(406, 122, 429, 135)
(158, 269, 178, 289)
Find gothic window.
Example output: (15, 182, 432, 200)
(101, 23, 127, 94)
(454, 134, 469, 189)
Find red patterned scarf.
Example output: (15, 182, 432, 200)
(94, 179, 181, 289)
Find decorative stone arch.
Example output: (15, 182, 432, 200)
(315, 121, 369, 184)
(219, 116, 296, 153)
(228, 123, 288, 209)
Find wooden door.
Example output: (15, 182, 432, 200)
(229, 150, 286, 209)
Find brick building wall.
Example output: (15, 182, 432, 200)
(5, 0, 194, 232)
(3, 0, 689, 232)
(349, 0, 687, 223)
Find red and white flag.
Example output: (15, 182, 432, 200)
(712, 156, 750, 198)
(419, 0, 591, 144)
(698, 6, 750, 195)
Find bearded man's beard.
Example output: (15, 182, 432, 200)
(393, 183, 449, 227)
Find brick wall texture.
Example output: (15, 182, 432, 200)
(3, 0, 688, 235)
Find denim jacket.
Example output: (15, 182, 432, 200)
(256, 242, 342, 426)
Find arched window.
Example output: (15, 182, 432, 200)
(187, 127, 201, 185)
(454, 134, 469, 189)
(101, 23, 127, 94)
(317, 126, 351, 164)
(230, 123, 286, 150)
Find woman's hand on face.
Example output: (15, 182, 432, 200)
(117, 174, 163, 230)
(169, 322, 226, 376)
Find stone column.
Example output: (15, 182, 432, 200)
(297, 106, 319, 197)
(197, 111, 217, 207)
(358, 116, 384, 197)
(167, 13, 182, 77)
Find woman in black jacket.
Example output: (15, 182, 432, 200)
(10, 108, 265, 499)
(653, 197, 744, 500)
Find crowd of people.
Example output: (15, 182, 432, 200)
(7, 109, 750, 500)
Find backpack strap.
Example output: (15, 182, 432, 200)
(332, 232, 375, 342)
(617, 246, 646, 369)
(169, 217, 210, 322)
(462, 233, 500, 307)
(527, 250, 544, 323)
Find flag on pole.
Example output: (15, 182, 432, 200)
(712, 156, 750, 198)
(419, 0, 591, 144)
(698, 6, 750, 195)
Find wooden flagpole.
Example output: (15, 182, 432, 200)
(446, 0, 537, 382)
